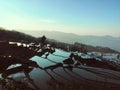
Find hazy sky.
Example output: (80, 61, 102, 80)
(0, 0, 120, 36)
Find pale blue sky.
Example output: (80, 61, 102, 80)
(0, 0, 120, 36)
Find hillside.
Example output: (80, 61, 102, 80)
(0, 28, 120, 90)
(23, 30, 120, 52)
(0, 27, 36, 43)
(0, 28, 119, 53)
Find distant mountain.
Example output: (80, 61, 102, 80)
(23, 31, 120, 52)
(0, 29, 119, 53)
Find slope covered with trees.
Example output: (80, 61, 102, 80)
(0, 27, 36, 43)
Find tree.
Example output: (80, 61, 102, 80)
(40, 35, 47, 48)
(80, 44, 87, 54)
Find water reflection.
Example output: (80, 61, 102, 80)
(1, 46, 120, 90)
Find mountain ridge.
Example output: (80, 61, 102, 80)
(22, 30, 120, 52)
(0, 28, 119, 53)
